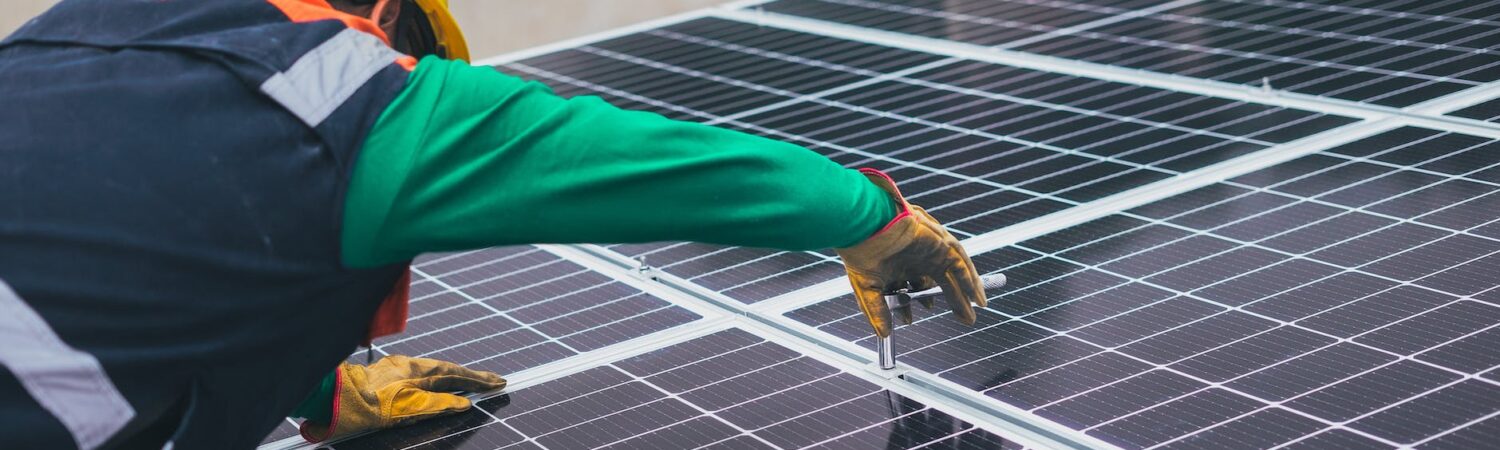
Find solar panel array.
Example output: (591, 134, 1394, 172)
(260, 1, 1500, 449)
(788, 126, 1500, 448)
(502, 17, 1352, 304)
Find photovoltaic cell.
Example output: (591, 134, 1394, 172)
(788, 126, 1500, 448)
(387, 246, 702, 373)
(759, 0, 1500, 107)
(333, 328, 1028, 450)
(496, 17, 1353, 303)
(1451, 97, 1500, 124)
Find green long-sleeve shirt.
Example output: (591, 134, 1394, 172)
(292, 56, 895, 424)
(341, 56, 896, 267)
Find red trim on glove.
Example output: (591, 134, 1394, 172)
(858, 168, 912, 236)
(298, 368, 344, 443)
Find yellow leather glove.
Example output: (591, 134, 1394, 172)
(835, 169, 988, 338)
(299, 355, 506, 443)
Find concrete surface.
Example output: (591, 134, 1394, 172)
(1, 0, 729, 59)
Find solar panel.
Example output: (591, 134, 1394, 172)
(496, 17, 1353, 304)
(260, 246, 705, 447)
(390, 246, 703, 372)
(786, 126, 1500, 448)
(756, 0, 1500, 107)
(328, 328, 1029, 450)
(257, 2, 1500, 449)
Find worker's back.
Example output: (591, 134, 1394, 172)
(0, 0, 411, 447)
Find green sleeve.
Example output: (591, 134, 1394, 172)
(341, 56, 896, 268)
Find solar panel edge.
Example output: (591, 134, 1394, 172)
(1437, 82, 1500, 125)
(538, 245, 1122, 450)
(473, 2, 1500, 143)
(720, 5, 1500, 131)
(480, 317, 731, 394)
(525, 245, 1100, 450)
(535, 244, 738, 321)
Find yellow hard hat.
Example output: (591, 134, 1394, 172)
(375, 0, 468, 62)
(404, 0, 468, 62)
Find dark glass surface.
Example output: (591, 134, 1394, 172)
(759, 0, 1499, 107)
(336, 329, 1029, 449)
(379, 246, 701, 375)
(1419, 414, 1500, 450)
(1088, 388, 1261, 449)
(1450, 97, 1500, 123)
(787, 127, 1500, 448)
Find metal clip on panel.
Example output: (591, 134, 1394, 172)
(877, 273, 1008, 370)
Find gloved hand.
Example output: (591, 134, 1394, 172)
(300, 355, 506, 443)
(835, 169, 988, 338)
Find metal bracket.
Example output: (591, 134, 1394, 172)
(876, 274, 1008, 371)
(634, 256, 659, 281)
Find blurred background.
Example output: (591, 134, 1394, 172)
(1, 0, 729, 59)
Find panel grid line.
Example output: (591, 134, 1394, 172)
(758, 0, 1500, 112)
(715, 6, 1500, 133)
(573, 44, 1292, 177)
(645, 28, 1302, 149)
(502, 62, 1088, 217)
(410, 267, 586, 355)
(861, 144, 1500, 361)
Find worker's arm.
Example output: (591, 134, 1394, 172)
(309, 56, 984, 443)
(341, 56, 897, 268)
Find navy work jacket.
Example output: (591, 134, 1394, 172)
(0, 0, 416, 447)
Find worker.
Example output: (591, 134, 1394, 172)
(0, 0, 987, 448)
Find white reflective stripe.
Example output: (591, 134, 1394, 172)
(0, 279, 135, 450)
(260, 28, 403, 127)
